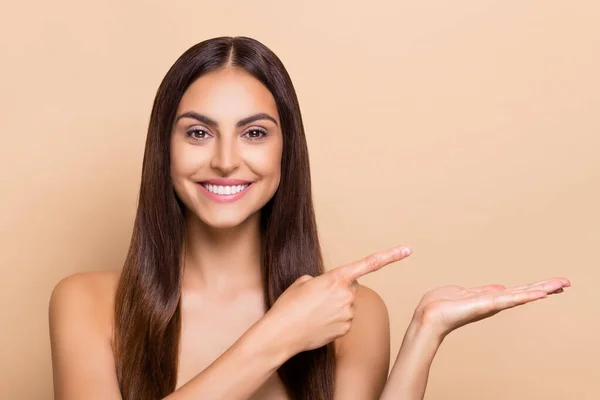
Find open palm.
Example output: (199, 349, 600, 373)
(414, 277, 570, 337)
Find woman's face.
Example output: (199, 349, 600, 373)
(170, 67, 283, 229)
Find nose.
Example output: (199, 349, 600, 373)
(210, 135, 241, 174)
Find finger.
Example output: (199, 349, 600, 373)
(510, 277, 570, 292)
(510, 278, 565, 294)
(509, 278, 557, 291)
(349, 302, 356, 317)
(490, 290, 548, 312)
(332, 245, 412, 283)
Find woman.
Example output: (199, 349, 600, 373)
(48, 36, 570, 400)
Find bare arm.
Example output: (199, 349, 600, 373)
(49, 273, 122, 400)
(333, 284, 391, 400)
(164, 315, 290, 400)
(379, 321, 441, 400)
(379, 277, 570, 400)
(49, 246, 411, 400)
(49, 272, 294, 400)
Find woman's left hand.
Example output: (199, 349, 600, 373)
(413, 277, 571, 338)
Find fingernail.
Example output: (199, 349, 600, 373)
(401, 247, 412, 257)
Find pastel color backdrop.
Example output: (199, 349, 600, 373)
(1, 1, 598, 398)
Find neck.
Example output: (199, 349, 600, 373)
(181, 209, 264, 297)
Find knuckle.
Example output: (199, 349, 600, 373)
(341, 321, 353, 335)
(342, 291, 355, 305)
(324, 270, 339, 284)
(345, 306, 355, 320)
(364, 254, 380, 272)
(334, 286, 354, 304)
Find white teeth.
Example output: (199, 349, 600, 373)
(202, 183, 250, 195)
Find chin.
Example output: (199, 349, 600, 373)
(197, 209, 256, 230)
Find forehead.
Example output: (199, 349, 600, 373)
(176, 67, 280, 124)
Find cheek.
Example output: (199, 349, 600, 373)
(171, 140, 208, 177)
(170, 141, 209, 201)
(245, 143, 282, 184)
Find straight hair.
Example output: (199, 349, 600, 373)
(113, 36, 336, 400)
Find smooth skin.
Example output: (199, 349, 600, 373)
(49, 66, 570, 399)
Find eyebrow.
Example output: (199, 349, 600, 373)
(174, 111, 278, 128)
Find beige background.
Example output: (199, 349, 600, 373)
(1, 0, 598, 398)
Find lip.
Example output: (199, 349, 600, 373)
(197, 181, 254, 203)
(199, 178, 254, 186)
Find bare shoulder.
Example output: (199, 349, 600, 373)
(51, 269, 120, 293)
(49, 270, 123, 399)
(50, 269, 120, 307)
(333, 283, 391, 399)
(49, 270, 121, 337)
(335, 283, 390, 355)
(354, 283, 389, 319)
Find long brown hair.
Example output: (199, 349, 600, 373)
(114, 36, 336, 400)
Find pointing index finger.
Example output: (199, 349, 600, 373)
(335, 246, 412, 283)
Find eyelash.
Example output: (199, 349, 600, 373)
(185, 128, 269, 142)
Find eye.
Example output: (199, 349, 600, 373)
(243, 128, 269, 141)
(186, 128, 212, 141)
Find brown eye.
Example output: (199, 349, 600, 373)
(186, 129, 211, 140)
(243, 128, 268, 141)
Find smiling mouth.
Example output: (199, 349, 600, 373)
(199, 182, 252, 195)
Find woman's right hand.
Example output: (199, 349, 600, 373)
(265, 245, 413, 355)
